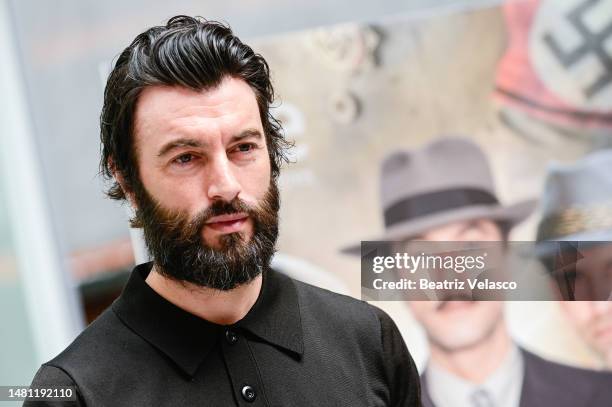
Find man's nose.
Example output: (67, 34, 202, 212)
(206, 153, 241, 202)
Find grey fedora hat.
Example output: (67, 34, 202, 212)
(535, 149, 612, 257)
(341, 137, 536, 255)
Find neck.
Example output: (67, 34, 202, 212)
(145, 265, 263, 325)
(429, 320, 512, 383)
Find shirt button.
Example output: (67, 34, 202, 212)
(241, 385, 256, 402)
(225, 328, 238, 344)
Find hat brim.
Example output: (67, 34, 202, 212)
(534, 229, 612, 258)
(340, 199, 537, 256)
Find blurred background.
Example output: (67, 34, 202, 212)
(1, 0, 611, 399)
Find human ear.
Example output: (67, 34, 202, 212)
(109, 158, 138, 210)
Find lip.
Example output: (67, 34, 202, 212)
(205, 213, 249, 234)
(206, 213, 248, 224)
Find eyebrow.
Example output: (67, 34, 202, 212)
(229, 128, 263, 143)
(157, 129, 263, 158)
(157, 138, 206, 157)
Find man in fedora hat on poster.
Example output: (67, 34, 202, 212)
(341, 138, 534, 253)
(344, 137, 612, 406)
(536, 149, 612, 370)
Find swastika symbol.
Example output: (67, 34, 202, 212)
(543, 0, 612, 99)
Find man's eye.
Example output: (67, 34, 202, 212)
(174, 154, 194, 165)
(231, 143, 258, 155)
(237, 143, 254, 153)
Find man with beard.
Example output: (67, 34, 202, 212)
(25, 16, 420, 407)
(343, 138, 612, 406)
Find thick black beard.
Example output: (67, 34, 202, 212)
(132, 180, 280, 290)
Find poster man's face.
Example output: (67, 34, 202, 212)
(408, 219, 506, 352)
(558, 243, 612, 367)
(127, 77, 277, 290)
(561, 301, 612, 368)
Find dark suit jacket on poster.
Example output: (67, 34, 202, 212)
(420, 348, 612, 407)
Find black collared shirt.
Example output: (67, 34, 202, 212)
(26, 263, 421, 406)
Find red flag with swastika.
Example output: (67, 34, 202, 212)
(495, 0, 612, 129)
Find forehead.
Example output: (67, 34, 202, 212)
(414, 220, 471, 240)
(132, 77, 261, 149)
(418, 219, 499, 239)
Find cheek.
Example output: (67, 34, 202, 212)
(409, 303, 437, 322)
(238, 154, 271, 198)
(151, 177, 205, 212)
(562, 303, 594, 325)
(480, 302, 504, 315)
(138, 160, 178, 202)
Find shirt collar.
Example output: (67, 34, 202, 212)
(425, 344, 524, 407)
(112, 262, 303, 378)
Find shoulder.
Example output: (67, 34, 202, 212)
(25, 308, 134, 405)
(28, 363, 77, 387)
(24, 364, 85, 406)
(523, 348, 612, 383)
(37, 305, 149, 385)
(47, 306, 123, 364)
(521, 348, 612, 405)
(290, 274, 386, 329)
(288, 274, 404, 356)
(288, 274, 421, 405)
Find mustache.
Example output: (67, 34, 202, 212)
(436, 293, 475, 311)
(199, 197, 254, 222)
(175, 197, 255, 242)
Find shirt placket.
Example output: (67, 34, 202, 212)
(221, 326, 269, 407)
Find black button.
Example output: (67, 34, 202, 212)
(225, 329, 238, 344)
(241, 385, 256, 402)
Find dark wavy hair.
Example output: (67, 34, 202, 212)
(100, 15, 290, 201)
